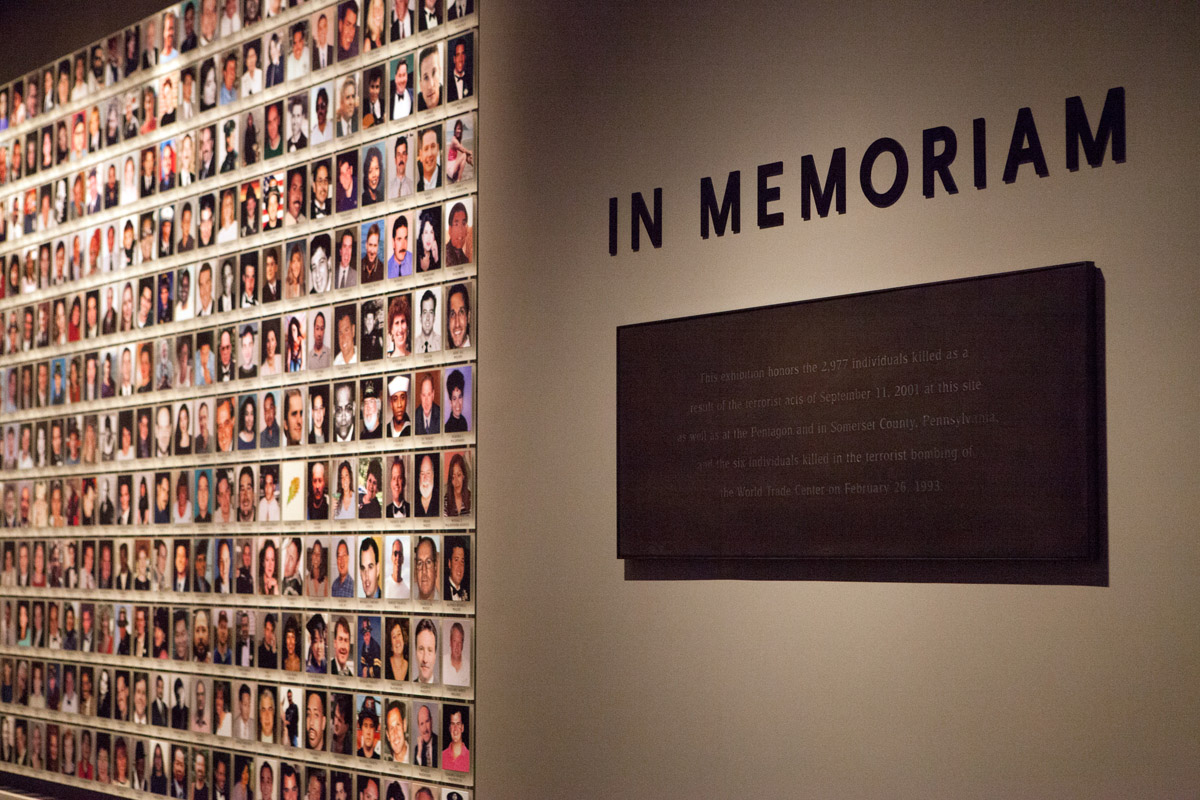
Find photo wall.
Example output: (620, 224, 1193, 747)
(0, 1, 477, 799)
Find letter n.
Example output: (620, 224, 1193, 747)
(631, 188, 662, 251)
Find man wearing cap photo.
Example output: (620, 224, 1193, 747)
(387, 376, 411, 437)
(356, 698, 380, 758)
(358, 619, 381, 677)
(360, 380, 382, 440)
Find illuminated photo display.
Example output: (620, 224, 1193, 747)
(0, 1, 477, 797)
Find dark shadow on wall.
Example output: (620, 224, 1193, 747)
(0, 0, 167, 86)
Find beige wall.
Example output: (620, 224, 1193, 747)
(480, 1, 1200, 796)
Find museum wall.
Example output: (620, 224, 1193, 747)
(480, 1, 1199, 797)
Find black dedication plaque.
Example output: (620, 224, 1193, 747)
(617, 263, 1107, 585)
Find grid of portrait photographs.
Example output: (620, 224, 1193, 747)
(0, 1, 476, 799)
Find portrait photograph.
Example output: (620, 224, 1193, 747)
(139, 146, 158, 199)
(216, 259, 238, 313)
(192, 538, 211, 591)
(307, 382, 330, 443)
(361, 142, 385, 207)
(117, 156, 138, 209)
(384, 533, 411, 598)
(389, 54, 414, 122)
(415, 124, 440, 191)
(172, 263, 195, 322)
(154, 337, 174, 391)
(333, 303, 357, 366)
(303, 687, 327, 749)
(329, 617, 355, 680)
(70, 112, 88, 163)
(357, 459, 383, 518)
(212, 398, 234, 455)
(218, 119, 239, 176)
(133, 341, 154, 394)
(240, 179, 262, 238)
(277, 682, 303, 747)
(440, 704, 470, 773)
(176, 199, 198, 258)
(217, 187, 239, 245)
(140, 14, 161, 70)
(336, 0, 362, 62)
(189, 677, 212, 736)
(286, 21, 310, 81)
(412, 453, 440, 518)
(413, 288, 441, 355)
(212, 681, 233, 737)
(442, 366, 472, 433)
(156, 207, 175, 262)
(260, 317, 282, 375)
(415, 204, 441, 273)
(360, 65, 386, 131)
(442, 451, 472, 519)
(198, 58, 219, 115)
(194, 396, 214, 456)
(261, 171, 285, 232)
(103, 98, 122, 151)
(307, 537, 330, 597)
(356, 694, 382, 758)
(362, 0, 388, 51)
(236, 394, 258, 452)
(194, 329, 215, 387)
(310, 8, 335, 72)
(309, 81, 334, 147)
(197, 193, 217, 249)
(168, 400, 192, 457)
(219, 49, 240, 107)
(309, 157, 333, 220)
(159, 72, 180, 126)
(116, 410, 135, 460)
(443, 197, 473, 266)
(157, 272, 175, 325)
(332, 458, 357, 520)
(233, 537, 255, 594)
(284, 168, 307, 229)
(284, 312, 306, 373)
(446, 33, 473, 104)
(385, 212, 413, 279)
(242, 37, 264, 100)
(255, 462, 278, 520)
(411, 618, 438, 684)
(174, 335, 194, 391)
(233, 678, 258, 740)
(360, 298, 385, 361)
(263, 100, 285, 160)
(259, 391, 280, 449)
(258, 539, 279, 599)
(335, 73, 359, 138)
(335, 148, 358, 213)
(442, 537, 470, 606)
(194, 469, 213, 524)
(179, 67, 197, 121)
(416, 42, 443, 111)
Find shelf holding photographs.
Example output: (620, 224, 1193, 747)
(0, 1, 478, 799)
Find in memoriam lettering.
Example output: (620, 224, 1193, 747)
(608, 87, 1126, 254)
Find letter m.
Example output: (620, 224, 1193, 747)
(801, 148, 846, 220)
(1066, 87, 1126, 171)
(700, 171, 741, 239)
